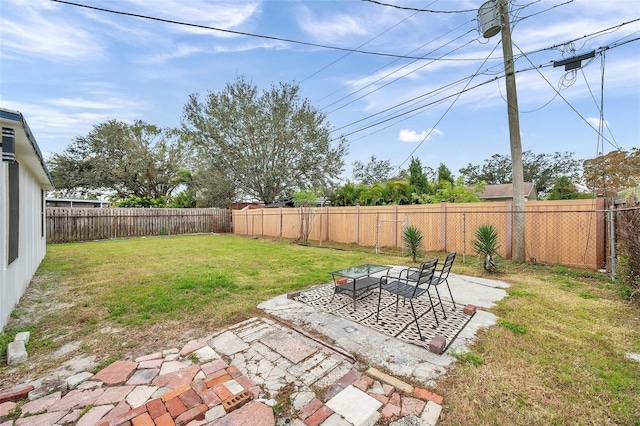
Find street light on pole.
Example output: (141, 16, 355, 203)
(479, 0, 526, 263)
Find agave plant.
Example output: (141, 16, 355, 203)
(403, 225, 424, 262)
(472, 224, 501, 271)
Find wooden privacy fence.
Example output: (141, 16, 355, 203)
(47, 208, 231, 243)
(232, 198, 607, 270)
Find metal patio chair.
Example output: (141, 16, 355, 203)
(428, 252, 457, 319)
(376, 258, 439, 340)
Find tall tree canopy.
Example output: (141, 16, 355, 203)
(583, 148, 640, 196)
(48, 120, 186, 199)
(460, 151, 581, 196)
(352, 155, 394, 186)
(181, 77, 348, 204)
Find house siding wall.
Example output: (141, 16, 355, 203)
(0, 161, 46, 330)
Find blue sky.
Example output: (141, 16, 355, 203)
(1, 0, 638, 181)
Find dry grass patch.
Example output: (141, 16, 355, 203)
(437, 265, 640, 425)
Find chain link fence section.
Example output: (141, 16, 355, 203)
(232, 199, 608, 270)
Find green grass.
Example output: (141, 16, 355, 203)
(2, 234, 640, 425)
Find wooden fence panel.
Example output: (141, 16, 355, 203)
(47, 208, 231, 243)
(231, 199, 604, 269)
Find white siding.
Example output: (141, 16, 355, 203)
(0, 162, 46, 329)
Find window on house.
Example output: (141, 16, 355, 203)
(8, 161, 19, 264)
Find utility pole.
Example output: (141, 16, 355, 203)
(498, 0, 526, 263)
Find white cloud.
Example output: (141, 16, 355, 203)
(0, 0, 103, 62)
(297, 6, 369, 42)
(586, 117, 608, 129)
(398, 128, 443, 143)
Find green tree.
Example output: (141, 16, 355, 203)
(547, 176, 593, 200)
(460, 151, 581, 196)
(48, 120, 187, 200)
(408, 157, 431, 195)
(330, 182, 364, 206)
(583, 148, 640, 196)
(352, 155, 394, 186)
(436, 163, 455, 186)
(181, 76, 348, 204)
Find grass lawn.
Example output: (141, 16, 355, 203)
(1, 234, 639, 424)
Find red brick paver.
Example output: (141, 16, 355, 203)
(131, 412, 155, 426)
(414, 387, 444, 404)
(298, 398, 323, 420)
(165, 397, 188, 418)
(145, 398, 167, 419)
(173, 403, 207, 425)
(211, 401, 274, 426)
(0, 385, 34, 403)
(154, 412, 176, 426)
(178, 389, 201, 409)
(93, 361, 139, 386)
(304, 405, 333, 426)
(400, 396, 426, 416)
(152, 365, 201, 389)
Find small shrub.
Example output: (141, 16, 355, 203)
(453, 351, 484, 367)
(472, 224, 501, 271)
(402, 225, 424, 262)
(498, 318, 527, 334)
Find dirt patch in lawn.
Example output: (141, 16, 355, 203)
(0, 272, 214, 390)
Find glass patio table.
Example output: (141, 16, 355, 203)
(329, 264, 392, 310)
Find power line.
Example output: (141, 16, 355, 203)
(328, 26, 639, 142)
(315, 17, 477, 104)
(511, 40, 623, 150)
(514, 0, 576, 23)
(323, 30, 478, 114)
(50, 0, 484, 61)
(361, 0, 475, 13)
(395, 41, 503, 170)
(299, 1, 435, 84)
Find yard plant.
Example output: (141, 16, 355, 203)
(402, 225, 424, 262)
(1, 234, 639, 425)
(472, 223, 501, 271)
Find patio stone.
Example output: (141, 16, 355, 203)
(138, 359, 163, 369)
(325, 385, 382, 426)
(14, 411, 65, 425)
(66, 371, 94, 389)
(126, 385, 158, 408)
(401, 396, 426, 416)
(420, 400, 443, 426)
(0, 385, 33, 404)
(20, 391, 61, 414)
(193, 345, 220, 363)
(209, 331, 249, 356)
(153, 365, 200, 389)
(179, 339, 208, 357)
(76, 404, 114, 426)
(261, 331, 318, 363)
(93, 360, 138, 386)
(135, 352, 162, 363)
(366, 368, 413, 394)
(127, 368, 160, 385)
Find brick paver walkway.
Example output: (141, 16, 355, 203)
(1, 317, 444, 425)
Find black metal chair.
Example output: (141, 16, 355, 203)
(429, 252, 457, 318)
(376, 258, 439, 340)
